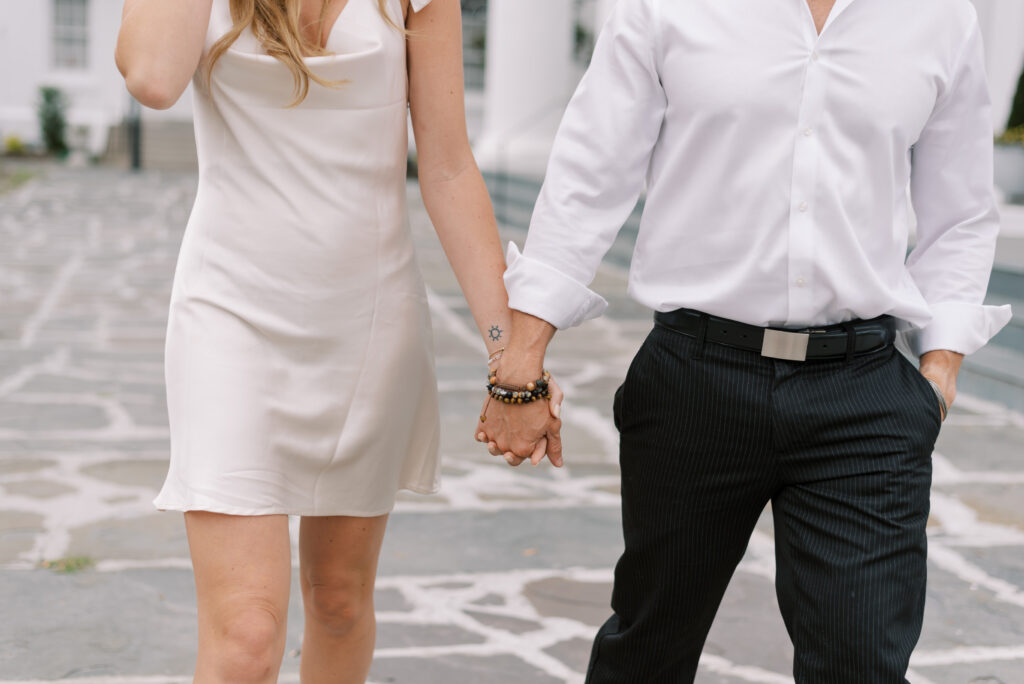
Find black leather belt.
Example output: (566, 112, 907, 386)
(653, 308, 896, 362)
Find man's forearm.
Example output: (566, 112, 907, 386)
(498, 310, 558, 383)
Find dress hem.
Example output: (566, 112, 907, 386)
(152, 481, 441, 517)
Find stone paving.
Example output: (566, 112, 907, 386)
(1, 162, 1023, 683)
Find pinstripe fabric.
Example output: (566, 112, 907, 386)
(585, 320, 942, 684)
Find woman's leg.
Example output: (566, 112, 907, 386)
(298, 514, 390, 684)
(185, 511, 292, 684)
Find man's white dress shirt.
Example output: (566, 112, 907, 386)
(503, 0, 1012, 356)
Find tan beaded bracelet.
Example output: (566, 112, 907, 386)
(486, 370, 552, 404)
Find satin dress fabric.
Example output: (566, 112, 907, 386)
(154, 0, 440, 516)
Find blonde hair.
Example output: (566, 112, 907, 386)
(205, 0, 404, 107)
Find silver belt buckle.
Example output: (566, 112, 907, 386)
(761, 329, 810, 361)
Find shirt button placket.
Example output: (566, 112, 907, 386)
(786, 47, 825, 325)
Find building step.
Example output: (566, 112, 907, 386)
(958, 343, 1024, 413)
(99, 120, 198, 171)
(141, 121, 198, 171)
(985, 290, 1024, 353)
(483, 171, 545, 212)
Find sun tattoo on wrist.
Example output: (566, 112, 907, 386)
(488, 325, 503, 342)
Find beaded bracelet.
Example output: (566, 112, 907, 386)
(486, 370, 552, 404)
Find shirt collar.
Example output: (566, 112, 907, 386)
(813, 0, 860, 39)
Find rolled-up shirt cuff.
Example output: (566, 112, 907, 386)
(503, 242, 608, 329)
(904, 300, 1013, 357)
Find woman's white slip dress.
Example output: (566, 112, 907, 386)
(153, 0, 441, 516)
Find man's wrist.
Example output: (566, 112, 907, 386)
(493, 310, 556, 384)
(919, 349, 964, 377)
(495, 347, 545, 384)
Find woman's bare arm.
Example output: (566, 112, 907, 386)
(115, 0, 213, 109)
(407, 0, 562, 465)
(406, 0, 510, 356)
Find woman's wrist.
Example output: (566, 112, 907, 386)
(487, 346, 505, 368)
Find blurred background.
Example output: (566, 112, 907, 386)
(2, 1, 1024, 178)
(1, 2, 1023, 683)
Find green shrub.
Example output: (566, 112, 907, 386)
(37, 86, 69, 157)
(4, 135, 26, 156)
(39, 556, 94, 573)
(997, 125, 1024, 148)
(1008, 63, 1024, 131)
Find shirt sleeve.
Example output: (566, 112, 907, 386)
(503, 0, 667, 329)
(904, 10, 1013, 357)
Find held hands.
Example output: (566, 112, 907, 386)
(474, 372, 564, 468)
(477, 311, 562, 467)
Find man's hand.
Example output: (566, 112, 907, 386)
(919, 349, 964, 419)
(476, 378, 564, 467)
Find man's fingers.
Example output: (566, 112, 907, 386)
(546, 421, 564, 468)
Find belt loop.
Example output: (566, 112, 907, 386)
(842, 322, 856, 363)
(693, 313, 710, 360)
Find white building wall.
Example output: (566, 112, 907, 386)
(0, 0, 193, 156)
(472, 0, 576, 174)
(593, 0, 616, 32)
(973, 0, 1024, 132)
(0, 3, 56, 147)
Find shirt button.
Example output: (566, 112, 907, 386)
(796, 278, 806, 287)
(811, 51, 820, 61)
(798, 201, 809, 212)
(803, 127, 814, 137)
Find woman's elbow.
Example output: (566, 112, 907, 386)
(126, 72, 185, 110)
(117, 53, 186, 110)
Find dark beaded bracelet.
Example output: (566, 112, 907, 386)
(486, 370, 552, 404)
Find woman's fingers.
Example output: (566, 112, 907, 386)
(504, 451, 527, 467)
(548, 376, 564, 419)
(474, 396, 490, 442)
(529, 437, 548, 466)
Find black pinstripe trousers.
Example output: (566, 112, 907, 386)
(585, 317, 943, 683)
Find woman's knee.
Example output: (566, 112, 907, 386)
(303, 574, 375, 636)
(209, 602, 286, 681)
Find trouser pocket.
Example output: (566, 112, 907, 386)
(897, 351, 944, 431)
(612, 383, 625, 433)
